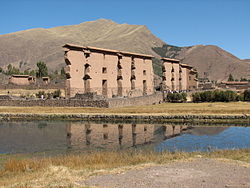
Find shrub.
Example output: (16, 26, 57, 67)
(244, 90, 250, 101)
(192, 92, 201, 102)
(52, 89, 61, 98)
(192, 90, 240, 102)
(236, 93, 244, 101)
(35, 90, 61, 99)
(35, 91, 46, 98)
(165, 92, 187, 103)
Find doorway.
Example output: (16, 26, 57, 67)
(102, 80, 108, 97)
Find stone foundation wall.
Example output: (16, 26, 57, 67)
(108, 92, 163, 108)
(1, 114, 250, 125)
(0, 99, 109, 108)
(0, 92, 163, 108)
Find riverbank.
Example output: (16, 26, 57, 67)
(1, 149, 250, 187)
(0, 102, 250, 115)
(1, 113, 250, 124)
(1, 102, 250, 124)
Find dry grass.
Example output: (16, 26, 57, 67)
(205, 148, 250, 163)
(0, 102, 250, 115)
(0, 150, 193, 187)
(1, 149, 250, 187)
(2, 151, 192, 173)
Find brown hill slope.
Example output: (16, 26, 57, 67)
(179, 45, 250, 81)
(0, 19, 249, 81)
(0, 19, 164, 70)
(153, 44, 250, 81)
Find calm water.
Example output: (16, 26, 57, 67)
(0, 121, 250, 154)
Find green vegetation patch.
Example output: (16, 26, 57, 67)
(152, 44, 182, 58)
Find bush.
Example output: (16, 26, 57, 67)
(35, 91, 46, 99)
(192, 90, 240, 102)
(244, 90, 250, 101)
(165, 92, 187, 103)
(236, 94, 244, 101)
(52, 89, 61, 98)
(35, 90, 61, 99)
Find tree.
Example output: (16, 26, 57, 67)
(36, 61, 48, 78)
(228, 74, 234, 81)
(244, 90, 250, 101)
(29, 70, 36, 76)
(240, 77, 248, 81)
(23, 69, 30, 75)
(6, 64, 20, 75)
(7, 64, 12, 75)
(60, 67, 66, 79)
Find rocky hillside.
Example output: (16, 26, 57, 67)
(153, 44, 250, 81)
(0, 19, 249, 81)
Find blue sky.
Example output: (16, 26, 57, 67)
(1, 0, 249, 59)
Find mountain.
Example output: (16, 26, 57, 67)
(153, 44, 250, 81)
(0, 19, 164, 71)
(0, 19, 249, 81)
(242, 59, 250, 63)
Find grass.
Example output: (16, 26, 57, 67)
(1, 149, 250, 187)
(0, 102, 250, 115)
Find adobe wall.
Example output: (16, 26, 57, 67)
(187, 70, 198, 90)
(65, 50, 85, 97)
(162, 61, 181, 91)
(172, 63, 180, 90)
(143, 58, 154, 95)
(64, 45, 154, 99)
(180, 67, 188, 91)
(9, 77, 31, 85)
(89, 52, 119, 98)
(162, 58, 198, 92)
(162, 62, 172, 90)
(120, 56, 132, 96)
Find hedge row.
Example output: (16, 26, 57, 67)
(164, 93, 187, 103)
(192, 90, 250, 102)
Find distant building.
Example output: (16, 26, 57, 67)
(217, 81, 250, 90)
(187, 66, 198, 90)
(161, 58, 198, 91)
(63, 44, 154, 98)
(42, 77, 50, 85)
(9, 75, 35, 85)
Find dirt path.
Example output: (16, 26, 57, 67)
(83, 158, 250, 188)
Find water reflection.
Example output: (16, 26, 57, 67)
(0, 121, 191, 154)
(66, 123, 190, 150)
(185, 127, 228, 136)
(156, 126, 250, 152)
(1, 121, 250, 154)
